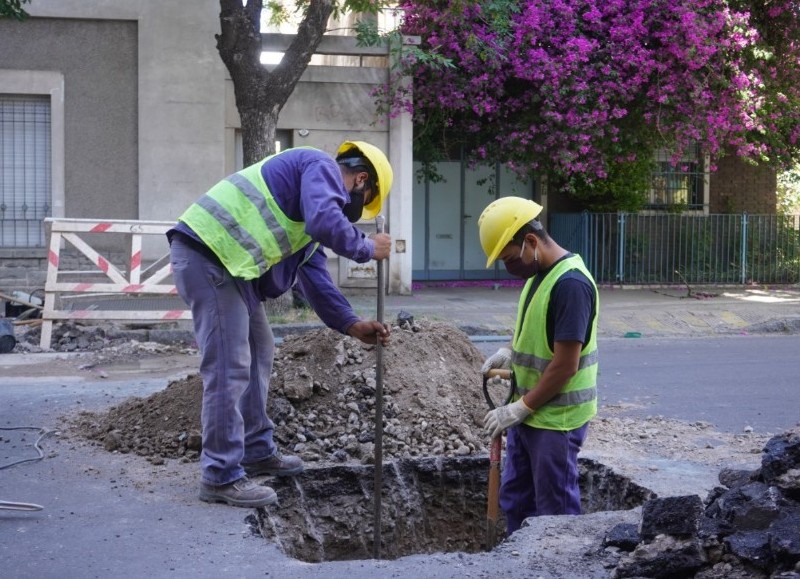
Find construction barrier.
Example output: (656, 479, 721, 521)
(40, 218, 190, 349)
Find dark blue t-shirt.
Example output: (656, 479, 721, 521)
(521, 254, 596, 351)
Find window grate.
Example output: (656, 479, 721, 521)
(0, 95, 51, 248)
(648, 145, 705, 210)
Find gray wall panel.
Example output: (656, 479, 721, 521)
(0, 17, 138, 221)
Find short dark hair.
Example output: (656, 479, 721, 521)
(336, 154, 378, 192)
(511, 219, 548, 246)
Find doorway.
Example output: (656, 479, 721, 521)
(412, 161, 537, 281)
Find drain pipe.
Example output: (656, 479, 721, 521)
(372, 215, 386, 560)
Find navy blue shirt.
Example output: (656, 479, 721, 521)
(521, 254, 596, 351)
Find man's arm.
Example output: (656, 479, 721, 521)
(298, 159, 376, 263)
(296, 247, 389, 345)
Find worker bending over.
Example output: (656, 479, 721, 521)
(168, 141, 392, 508)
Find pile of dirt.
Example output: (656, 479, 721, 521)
(72, 321, 491, 464)
(70, 318, 771, 474)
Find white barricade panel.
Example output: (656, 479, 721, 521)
(40, 218, 191, 349)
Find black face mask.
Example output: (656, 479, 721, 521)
(504, 241, 539, 278)
(343, 183, 366, 223)
(504, 257, 539, 279)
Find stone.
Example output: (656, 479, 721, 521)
(723, 482, 784, 531)
(725, 530, 772, 570)
(769, 513, 800, 569)
(604, 523, 640, 551)
(640, 495, 704, 541)
(762, 430, 800, 485)
(775, 469, 800, 500)
(612, 535, 706, 578)
(719, 467, 757, 489)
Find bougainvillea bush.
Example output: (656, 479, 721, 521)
(387, 0, 800, 205)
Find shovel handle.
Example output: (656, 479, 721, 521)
(482, 369, 515, 410)
(484, 368, 512, 380)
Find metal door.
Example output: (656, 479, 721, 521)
(413, 161, 536, 281)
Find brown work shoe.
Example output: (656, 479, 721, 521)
(243, 452, 304, 477)
(198, 476, 277, 508)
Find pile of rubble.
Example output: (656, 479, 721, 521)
(604, 428, 800, 578)
(72, 321, 491, 464)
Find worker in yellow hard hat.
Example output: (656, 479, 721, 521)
(478, 196, 599, 534)
(167, 141, 393, 509)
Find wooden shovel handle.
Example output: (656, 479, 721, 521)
(485, 368, 512, 380)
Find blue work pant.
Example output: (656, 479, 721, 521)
(170, 236, 277, 486)
(499, 422, 589, 534)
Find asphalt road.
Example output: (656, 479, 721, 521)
(474, 334, 800, 436)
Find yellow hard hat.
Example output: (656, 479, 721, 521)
(478, 197, 543, 267)
(336, 141, 393, 220)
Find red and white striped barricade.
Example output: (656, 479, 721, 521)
(40, 218, 191, 349)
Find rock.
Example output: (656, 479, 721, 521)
(613, 535, 706, 578)
(724, 530, 773, 570)
(282, 366, 314, 401)
(775, 468, 800, 500)
(762, 429, 800, 485)
(719, 467, 757, 489)
(604, 523, 640, 551)
(186, 431, 202, 451)
(716, 482, 784, 531)
(640, 495, 704, 541)
(104, 430, 123, 451)
(769, 513, 800, 569)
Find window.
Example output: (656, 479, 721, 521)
(648, 145, 707, 211)
(0, 95, 51, 247)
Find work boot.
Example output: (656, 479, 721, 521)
(243, 451, 304, 477)
(198, 476, 277, 508)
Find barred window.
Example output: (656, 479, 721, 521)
(0, 95, 51, 247)
(648, 145, 705, 210)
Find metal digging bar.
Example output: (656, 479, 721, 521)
(372, 215, 386, 560)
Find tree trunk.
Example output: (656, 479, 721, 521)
(216, 0, 335, 166)
(239, 107, 279, 166)
(216, 0, 336, 308)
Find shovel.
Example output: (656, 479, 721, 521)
(482, 368, 514, 550)
(372, 215, 386, 560)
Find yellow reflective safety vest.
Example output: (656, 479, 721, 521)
(178, 152, 313, 280)
(511, 254, 599, 431)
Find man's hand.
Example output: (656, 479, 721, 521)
(484, 399, 531, 439)
(347, 320, 391, 346)
(369, 233, 391, 260)
(481, 347, 512, 374)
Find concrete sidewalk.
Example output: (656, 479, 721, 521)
(343, 283, 800, 338)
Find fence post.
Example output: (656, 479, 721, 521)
(740, 212, 748, 285)
(617, 212, 626, 283)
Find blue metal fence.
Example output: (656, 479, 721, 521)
(550, 212, 800, 285)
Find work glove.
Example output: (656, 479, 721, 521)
(484, 399, 532, 439)
(480, 347, 512, 374)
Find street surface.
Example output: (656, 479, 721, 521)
(474, 334, 800, 436)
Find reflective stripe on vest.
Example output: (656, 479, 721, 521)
(226, 172, 293, 257)
(178, 152, 312, 280)
(511, 349, 599, 373)
(514, 384, 598, 407)
(511, 254, 599, 431)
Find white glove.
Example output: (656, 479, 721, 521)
(484, 399, 532, 439)
(480, 347, 512, 374)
